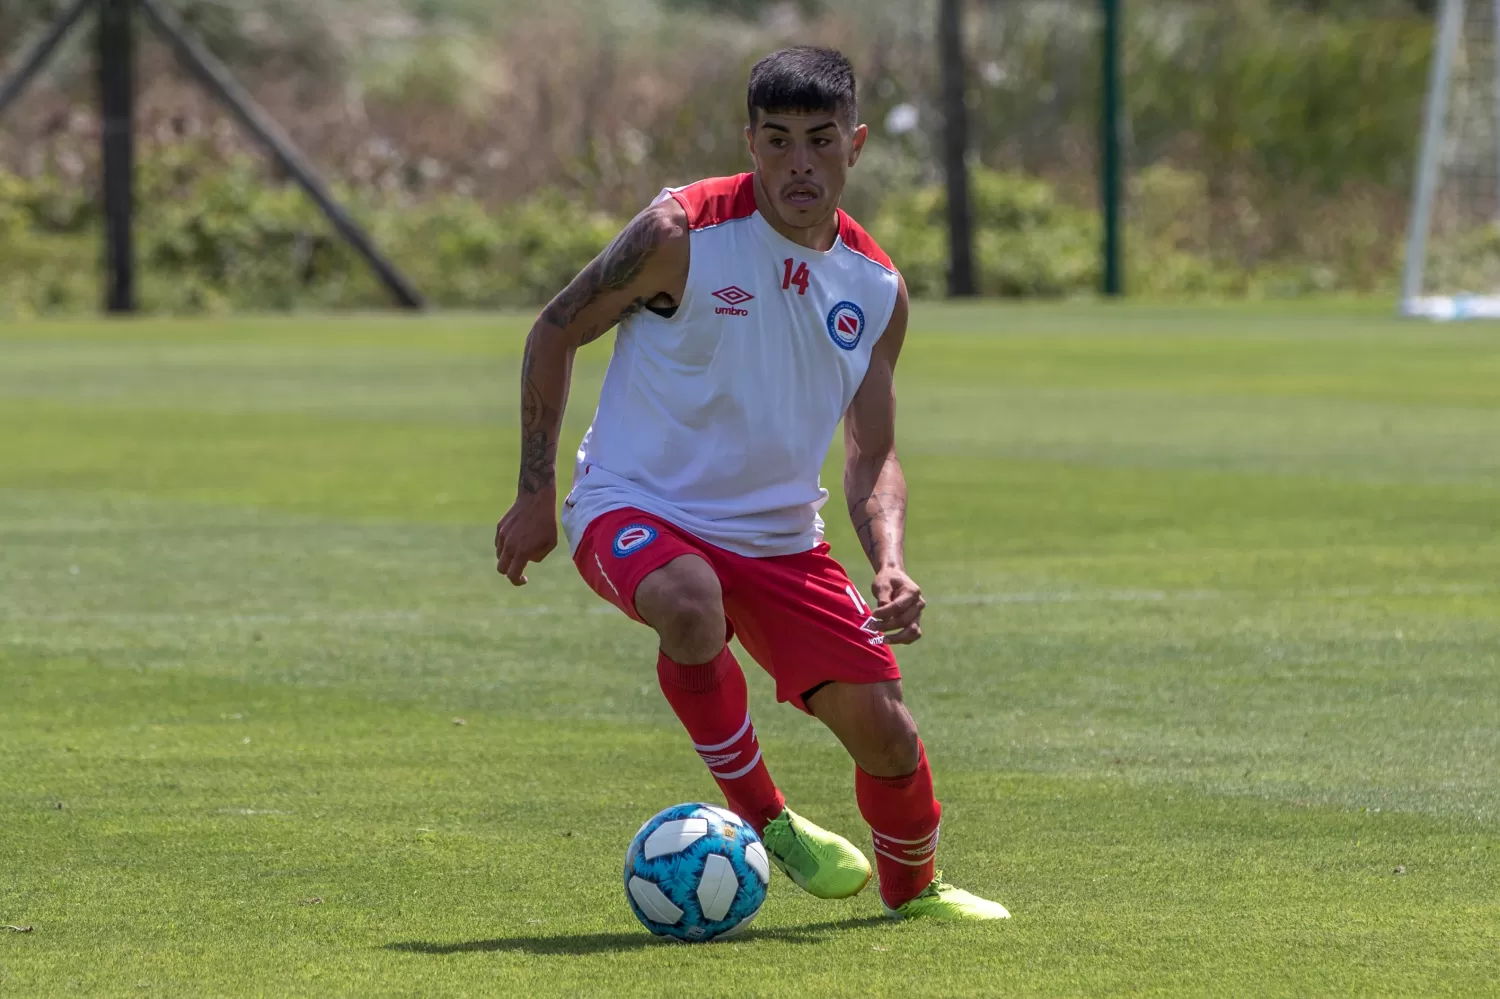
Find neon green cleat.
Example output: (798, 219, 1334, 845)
(759, 808, 872, 899)
(882, 873, 1012, 921)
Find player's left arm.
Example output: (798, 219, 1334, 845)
(843, 276, 924, 645)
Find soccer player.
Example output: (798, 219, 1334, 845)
(494, 46, 1008, 921)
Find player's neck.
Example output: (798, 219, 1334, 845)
(752, 173, 841, 252)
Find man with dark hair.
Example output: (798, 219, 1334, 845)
(746, 43, 858, 128)
(494, 46, 1009, 920)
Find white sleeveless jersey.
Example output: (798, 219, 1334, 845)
(561, 173, 901, 558)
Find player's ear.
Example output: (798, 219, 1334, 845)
(847, 123, 869, 167)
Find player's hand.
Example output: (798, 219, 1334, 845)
(494, 487, 558, 587)
(871, 567, 925, 645)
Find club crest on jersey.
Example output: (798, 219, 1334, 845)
(612, 524, 658, 558)
(826, 301, 866, 350)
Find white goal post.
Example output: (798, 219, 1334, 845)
(1403, 0, 1500, 319)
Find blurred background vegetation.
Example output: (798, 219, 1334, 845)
(0, 0, 1438, 313)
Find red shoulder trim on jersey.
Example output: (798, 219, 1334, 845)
(669, 173, 758, 231)
(837, 210, 897, 273)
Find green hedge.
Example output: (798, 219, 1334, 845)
(872, 170, 1100, 298)
(0, 145, 623, 316)
(0, 152, 1399, 315)
(870, 165, 1389, 300)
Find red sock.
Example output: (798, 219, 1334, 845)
(856, 740, 942, 909)
(656, 648, 786, 833)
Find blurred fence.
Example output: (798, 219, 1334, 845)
(0, 0, 1436, 313)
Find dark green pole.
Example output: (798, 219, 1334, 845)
(1100, 0, 1123, 296)
(100, 0, 136, 314)
(939, 0, 976, 297)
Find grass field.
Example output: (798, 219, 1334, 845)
(2, 303, 1498, 996)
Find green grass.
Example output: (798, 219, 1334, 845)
(2, 302, 1498, 996)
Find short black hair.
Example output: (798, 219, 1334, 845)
(747, 46, 856, 128)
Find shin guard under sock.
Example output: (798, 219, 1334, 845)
(656, 647, 785, 832)
(855, 741, 942, 908)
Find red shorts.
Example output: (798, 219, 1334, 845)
(573, 507, 901, 713)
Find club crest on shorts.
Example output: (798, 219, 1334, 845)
(612, 524, 658, 558)
(826, 301, 865, 351)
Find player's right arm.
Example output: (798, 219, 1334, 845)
(494, 198, 690, 586)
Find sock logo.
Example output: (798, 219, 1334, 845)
(691, 714, 764, 780)
(697, 750, 741, 770)
(872, 824, 941, 866)
(612, 524, 658, 558)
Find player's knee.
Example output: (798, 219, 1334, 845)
(635, 557, 724, 663)
(867, 713, 921, 776)
(812, 680, 923, 776)
(654, 601, 723, 662)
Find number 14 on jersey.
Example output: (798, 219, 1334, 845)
(781, 258, 810, 296)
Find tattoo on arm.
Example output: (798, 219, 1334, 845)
(518, 344, 558, 495)
(848, 487, 907, 566)
(519, 205, 676, 494)
(539, 275, 595, 340)
(608, 295, 652, 331)
(539, 207, 672, 343)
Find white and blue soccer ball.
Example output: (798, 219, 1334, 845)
(624, 802, 770, 942)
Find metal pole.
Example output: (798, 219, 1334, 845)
(1403, 0, 1466, 307)
(99, 0, 135, 314)
(1100, 0, 1124, 297)
(939, 0, 976, 297)
(0, 0, 97, 123)
(1492, 0, 1499, 220)
(137, 0, 424, 310)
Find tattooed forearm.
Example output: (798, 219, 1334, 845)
(518, 341, 560, 495)
(845, 446, 908, 569)
(848, 488, 908, 567)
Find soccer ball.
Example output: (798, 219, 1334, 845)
(624, 802, 770, 941)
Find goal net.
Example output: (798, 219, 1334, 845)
(1403, 0, 1500, 319)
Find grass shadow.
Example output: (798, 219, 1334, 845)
(386, 916, 890, 956)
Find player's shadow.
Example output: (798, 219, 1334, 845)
(386, 916, 889, 956)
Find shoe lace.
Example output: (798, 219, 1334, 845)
(920, 870, 952, 898)
(760, 813, 802, 858)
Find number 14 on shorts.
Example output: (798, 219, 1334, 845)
(845, 584, 885, 646)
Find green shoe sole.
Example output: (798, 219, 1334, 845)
(882, 874, 1011, 921)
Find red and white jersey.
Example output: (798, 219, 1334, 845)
(561, 172, 901, 558)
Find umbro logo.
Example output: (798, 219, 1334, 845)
(713, 285, 754, 305)
(712, 285, 753, 316)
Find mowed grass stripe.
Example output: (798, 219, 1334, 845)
(4, 402, 1500, 540)
(7, 303, 1499, 406)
